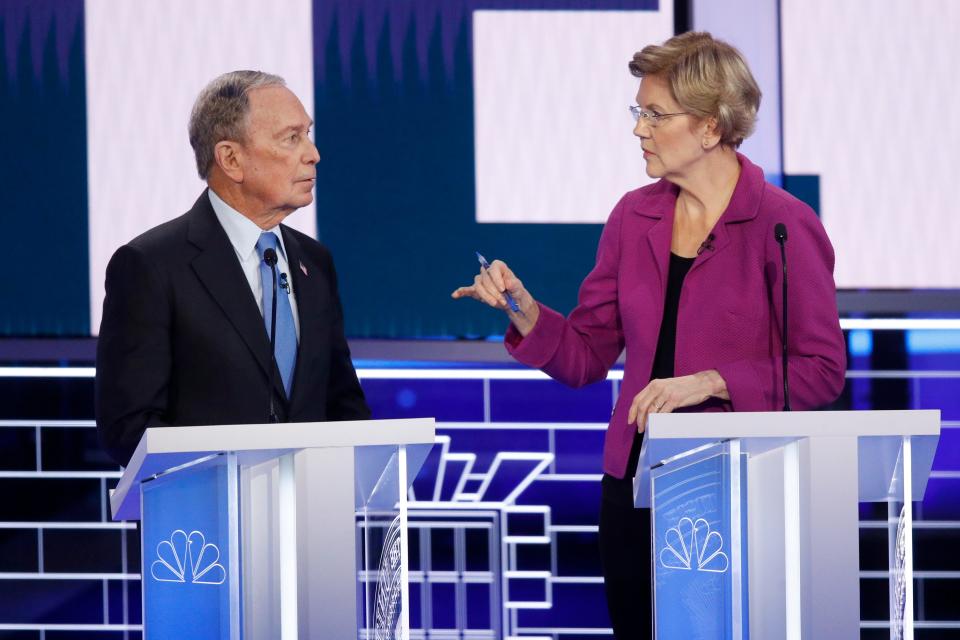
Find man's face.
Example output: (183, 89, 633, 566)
(238, 86, 319, 216)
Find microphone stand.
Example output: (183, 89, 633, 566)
(264, 248, 280, 423)
(775, 224, 791, 411)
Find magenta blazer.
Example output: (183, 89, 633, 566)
(505, 153, 847, 479)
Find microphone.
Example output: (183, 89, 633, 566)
(697, 233, 716, 255)
(263, 248, 280, 423)
(774, 223, 787, 243)
(774, 223, 791, 411)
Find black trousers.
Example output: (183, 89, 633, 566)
(599, 472, 653, 640)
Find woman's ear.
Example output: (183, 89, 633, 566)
(700, 116, 721, 149)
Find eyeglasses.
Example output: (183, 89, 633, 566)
(629, 105, 690, 127)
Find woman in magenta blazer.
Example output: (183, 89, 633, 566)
(453, 32, 846, 639)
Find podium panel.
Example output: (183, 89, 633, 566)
(142, 455, 239, 639)
(886, 436, 915, 640)
(635, 410, 941, 640)
(112, 419, 435, 640)
(356, 445, 409, 638)
(651, 441, 748, 640)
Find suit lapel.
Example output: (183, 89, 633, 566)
(186, 191, 285, 400)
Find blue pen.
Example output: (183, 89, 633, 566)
(476, 252, 522, 314)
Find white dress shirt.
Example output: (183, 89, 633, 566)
(208, 189, 301, 340)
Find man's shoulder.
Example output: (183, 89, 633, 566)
(126, 211, 192, 254)
(122, 193, 211, 261)
(282, 225, 333, 263)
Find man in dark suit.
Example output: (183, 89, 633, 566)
(96, 70, 370, 467)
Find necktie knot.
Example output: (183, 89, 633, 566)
(256, 232, 280, 259)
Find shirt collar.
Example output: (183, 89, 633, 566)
(208, 188, 288, 261)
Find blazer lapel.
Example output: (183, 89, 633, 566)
(689, 217, 731, 273)
(636, 184, 677, 304)
(689, 153, 764, 274)
(186, 192, 285, 400)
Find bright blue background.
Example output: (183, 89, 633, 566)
(142, 462, 233, 640)
(652, 451, 739, 640)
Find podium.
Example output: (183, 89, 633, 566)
(109, 418, 435, 640)
(633, 410, 941, 640)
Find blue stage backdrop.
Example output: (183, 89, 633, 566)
(2, 0, 958, 340)
(2, 0, 675, 338)
(0, 0, 89, 335)
(311, 0, 663, 338)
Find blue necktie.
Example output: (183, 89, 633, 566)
(257, 232, 297, 398)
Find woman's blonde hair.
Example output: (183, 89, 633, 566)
(629, 32, 761, 148)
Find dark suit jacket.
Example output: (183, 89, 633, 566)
(95, 190, 370, 466)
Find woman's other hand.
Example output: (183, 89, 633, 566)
(627, 370, 730, 432)
(451, 259, 540, 336)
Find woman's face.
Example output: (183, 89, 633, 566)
(634, 75, 707, 180)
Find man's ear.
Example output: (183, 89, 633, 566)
(213, 141, 243, 183)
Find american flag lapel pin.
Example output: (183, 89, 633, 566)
(299, 260, 308, 277)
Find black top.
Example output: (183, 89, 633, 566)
(649, 253, 696, 381)
(624, 252, 696, 478)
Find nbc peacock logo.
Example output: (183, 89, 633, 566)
(659, 517, 729, 573)
(151, 530, 226, 586)
(374, 516, 404, 640)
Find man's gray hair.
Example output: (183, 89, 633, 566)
(188, 70, 286, 180)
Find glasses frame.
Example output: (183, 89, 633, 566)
(629, 105, 690, 127)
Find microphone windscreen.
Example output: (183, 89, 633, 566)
(774, 223, 788, 243)
(263, 248, 278, 266)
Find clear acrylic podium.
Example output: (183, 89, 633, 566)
(633, 410, 941, 640)
(109, 418, 435, 640)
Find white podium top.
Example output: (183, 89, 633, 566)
(635, 409, 941, 507)
(111, 418, 436, 520)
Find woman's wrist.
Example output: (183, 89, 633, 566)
(509, 298, 540, 337)
(697, 369, 730, 401)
